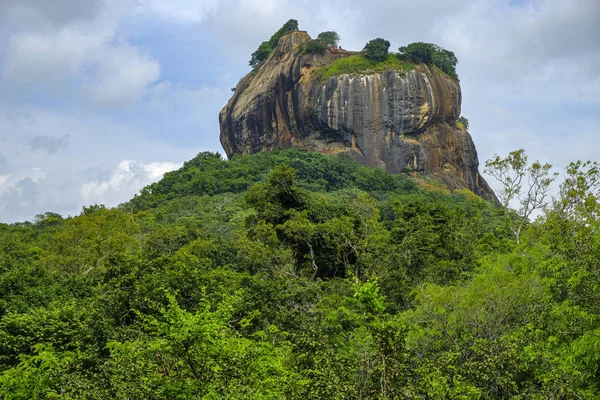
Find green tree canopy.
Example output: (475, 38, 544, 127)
(362, 38, 391, 62)
(316, 31, 340, 48)
(2, 148, 600, 399)
(398, 42, 459, 80)
(299, 40, 326, 55)
(249, 19, 299, 68)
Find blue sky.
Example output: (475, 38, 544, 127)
(0, 0, 599, 222)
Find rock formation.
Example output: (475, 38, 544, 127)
(220, 31, 496, 200)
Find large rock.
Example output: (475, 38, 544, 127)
(220, 31, 495, 200)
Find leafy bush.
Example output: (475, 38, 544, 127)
(362, 38, 391, 61)
(398, 42, 459, 80)
(249, 19, 299, 68)
(398, 42, 435, 64)
(455, 116, 470, 130)
(299, 40, 326, 55)
(249, 42, 274, 69)
(316, 31, 340, 48)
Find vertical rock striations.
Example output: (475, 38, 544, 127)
(220, 31, 495, 200)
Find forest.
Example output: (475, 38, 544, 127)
(1, 148, 599, 399)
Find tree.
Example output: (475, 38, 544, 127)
(552, 160, 600, 222)
(299, 40, 326, 55)
(249, 19, 299, 68)
(432, 48, 458, 79)
(456, 116, 469, 130)
(362, 38, 391, 62)
(398, 42, 435, 64)
(316, 31, 340, 48)
(484, 149, 557, 243)
(398, 42, 459, 80)
(249, 41, 274, 68)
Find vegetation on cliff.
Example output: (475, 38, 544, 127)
(1, 148, 600, 398)
(398, 42, 459, 81)
(316, 54, 415, 81)
(247, 20, 459, 82)
(362, 38, 392, 61)
(316, 31, 340, 48)
(249, 19, 299, 68)
(298, 40, 327, 55)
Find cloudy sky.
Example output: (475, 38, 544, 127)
(0, 0, 598, 222)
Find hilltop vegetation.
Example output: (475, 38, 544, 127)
(1, 148, 600, 398)
(316, 54, 415, 81)
(249, 19, 299, 68)
(248, 20, 459, 81)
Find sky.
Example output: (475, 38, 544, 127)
(0, 0, 598, 223)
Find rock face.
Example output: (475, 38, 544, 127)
(220, 31, 495, 200)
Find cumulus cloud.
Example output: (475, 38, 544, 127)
(0, 169, 46, 222)
(2, 29, 95, 85)
(0, 160, 181, 223)
(86, 42, 161, 107)
(1, 0, 159, 106)
(81, 160, 182, 206)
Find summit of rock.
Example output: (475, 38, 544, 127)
(219, 31, 495, 200)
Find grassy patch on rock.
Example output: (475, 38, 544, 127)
(316, 54, 415, 80)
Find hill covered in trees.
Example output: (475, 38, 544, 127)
(1, 149, 600, 398)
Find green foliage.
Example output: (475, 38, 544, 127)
(249, 19, 299, 68)
(316, 54, 415, 81)
(299, 40, 326, 55)
(1, 148, 600, 398)
(398, 41, 435, 64)
(0, 344, 73, 399)
(455, 116, 469, 130)
(316, 31, 340, 48)
(249, 41, 273, 69)
(484, 149, 558, 243)
(362, 38, 391, 61)
(398, 42, 460, 80)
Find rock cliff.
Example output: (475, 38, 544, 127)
(220, 31, 495, 200)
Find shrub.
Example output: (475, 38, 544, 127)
(362, 38, 391, 62)
(299, 40, 326, 55)
(249, 19, 299, 68)
(398, 42, 434, 64)
(316, 31, 340, 48)
(455, 116, 469, 130)
(398, 42, 459, 81)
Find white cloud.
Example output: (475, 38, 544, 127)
(0, 104, 198, 222)
(87, 42, 161, 106)
(0, 168, 47, 194)
(0, 160, 181, 223)
(0, 168, 47, 222)
(81, 160, 182, 206)
(1, 0, 160, 107)
(2, 28, 100, 85)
